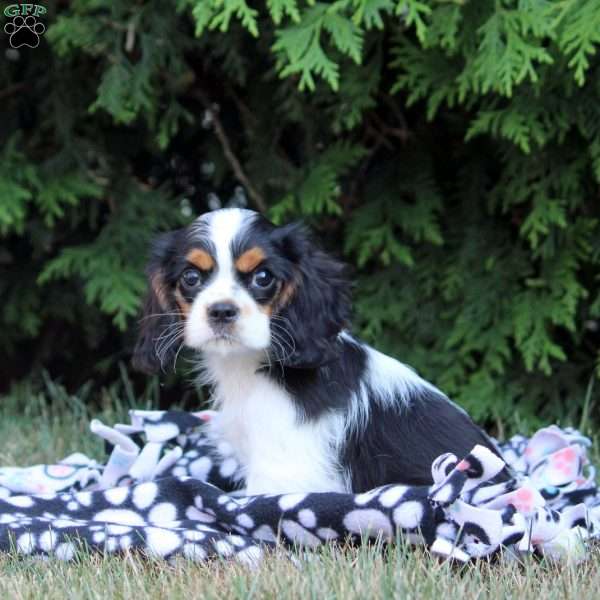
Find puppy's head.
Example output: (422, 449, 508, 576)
(132, 208, 350, 373)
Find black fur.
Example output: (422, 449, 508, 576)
(268, 222, 351, 368)
(341, 384, 503, 491)
(132, 230, 182, 374)
(132, 228, 214, 373)
(266, 335, 367, 421)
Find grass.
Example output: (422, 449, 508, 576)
(1, 544, 600, 600)
(0, 375, 599, 599)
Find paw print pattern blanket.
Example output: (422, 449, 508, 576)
(0, 410, 598, 564)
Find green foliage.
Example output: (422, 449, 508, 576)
(2, 0, 600, 429)
(0, 137, 39, 235)
(37, 185, 184, 329)
(271, 141, 367, 221)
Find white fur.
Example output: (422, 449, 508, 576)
(362, 339, 471, 423)
(203, 352, 348, 495)
(185, 209, 271, 355)
(340, 330, 442, 435)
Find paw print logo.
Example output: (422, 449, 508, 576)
(550, 446, 578, 477)
(4, 15, 46, 48)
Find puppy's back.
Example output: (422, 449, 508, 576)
(340, 339, 506, 490)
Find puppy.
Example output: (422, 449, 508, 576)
(133, 208, 502, 495)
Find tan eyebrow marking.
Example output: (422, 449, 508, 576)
(186, 249, 214, 271)
(235, 247, 266, 273)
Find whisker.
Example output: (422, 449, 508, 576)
(172, 339, 186, 371)
(155, 325, 186, 365)
(269, 321, 296, 358)
(155, 320, 186, 332)
(271, 334, 295, 361)
(140, 311, 185, 322)
(153, 324, 181, 346)
(261, 348, 273, 373)
(270, 330, 293, 363)
(269, 319, 295, 340)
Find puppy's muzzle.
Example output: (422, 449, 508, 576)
(207, 301, 240, 328)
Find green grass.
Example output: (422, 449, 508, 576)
(0, 376, 599, 599)
(1, 545, 600, 600)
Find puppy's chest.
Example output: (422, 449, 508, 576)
(211, 372, 347, 494)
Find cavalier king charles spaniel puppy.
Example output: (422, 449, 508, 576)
(133, 208, 502, 495)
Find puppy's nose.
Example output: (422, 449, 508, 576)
(207, 302, 240, 324)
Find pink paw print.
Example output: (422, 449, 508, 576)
(512, 488, 534, 513)
(550, 447, 578, 477)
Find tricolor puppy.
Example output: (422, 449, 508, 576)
(133, 208, 502, 495)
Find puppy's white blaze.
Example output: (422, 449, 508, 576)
(207, 208, 248, 273)
(205, 353, 348, 495)
(185, 208, 271, 352)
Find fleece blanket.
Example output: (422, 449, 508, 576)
(0, 410, 599, 565)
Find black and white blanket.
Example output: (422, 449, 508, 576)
(0, 410, 598, 564)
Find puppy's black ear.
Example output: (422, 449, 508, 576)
(272, 223, 351, 368)
(132, 231, 182, 374)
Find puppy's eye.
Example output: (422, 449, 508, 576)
(181, 268, 201, 288)
(252, 268, 274, 288)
